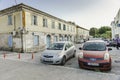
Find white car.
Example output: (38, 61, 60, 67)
(40, 41, 76, 65)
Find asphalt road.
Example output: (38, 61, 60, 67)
(0, 57, 120, 80)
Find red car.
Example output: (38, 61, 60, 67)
(78, 40, 112, 71)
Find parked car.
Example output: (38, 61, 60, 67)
(103, 40, 110, 46)
(40, 41, 76, 65)
(78, 40, 112, 71)
(76, 39, 84, 44)
(109, 40, 117, 47)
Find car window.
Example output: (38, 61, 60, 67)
(68, 42, 73, 48)
(83, 42, 106, 51)
(65, 43, 70, 50)
(69, 43, 73, 47)
(67, 43, 71, 48)
(48, 43, 64, 50)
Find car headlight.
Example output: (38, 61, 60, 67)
(78, 52, 83, 58)
(104, 53, 109, 60)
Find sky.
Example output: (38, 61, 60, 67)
(0, 0, 120, 29)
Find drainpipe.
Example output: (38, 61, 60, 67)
(12, 14, 16, 51)
(21, 10, 25, 53)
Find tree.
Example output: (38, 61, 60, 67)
(89, 26, 111, 39)
(99, 26, 111, 34)
(89, 27, 98, 38)
(106, 31, 111, 39)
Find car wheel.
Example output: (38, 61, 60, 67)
(108, 67, 111, 71)
(79, 63, 83, 69)
(61, 56, 66, 65)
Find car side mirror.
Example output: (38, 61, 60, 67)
(65, 47, 68, 51)
(79, 47, 82, 50)
(108, 48, 112, 51)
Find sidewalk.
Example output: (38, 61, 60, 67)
(0, 51, 42, 64)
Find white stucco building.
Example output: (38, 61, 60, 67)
(111, 9, 120, 39)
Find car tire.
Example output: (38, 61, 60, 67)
(79, 63, 83, 69)
(108, 67, 111, 71)
(61, 56, 66, 65)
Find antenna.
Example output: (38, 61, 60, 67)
(15, 0, 17, 5)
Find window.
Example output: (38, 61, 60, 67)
(32, 15, 37, 25)
(69, 26, 71, 31)
(67, 26, 69, 31)
(73, 27, 75, 32)
(54, 36, 58, 42)
(51, 21, 55, 29)
(34, 35, 39, 46)
(63, 24, 66, 31)
(43, 18, 48, 27)
(8, 15, 12, 25)
(58, 23, 61, 30)
(71, 26, 72, 31)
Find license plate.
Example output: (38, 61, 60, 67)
(88, 63, 99, 66)
(44, 58, 52, 61)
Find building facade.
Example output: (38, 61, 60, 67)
(76, 26, 89, 43)
(0, 3, 89, 52)
(111, 9, 120, 39)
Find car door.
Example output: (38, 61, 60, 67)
(64, 43, 71, 59)
(68, 43, 74, 57)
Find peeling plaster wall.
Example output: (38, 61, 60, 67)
(12, 37, 22, 52)
(23, 32, 46, 53)
(0, 34, 12, 50)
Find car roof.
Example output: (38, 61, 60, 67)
(53, 41, 72, 44)
(86, 40, 104, 43)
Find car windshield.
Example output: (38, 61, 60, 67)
(83, 42, 106, 51)
(47, 43, 64, 50)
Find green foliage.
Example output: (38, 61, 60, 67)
(99, 26, 111, 34)
(89, 27, 98, 38)
(89, 26, 111, 39)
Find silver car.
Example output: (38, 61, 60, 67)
(40, 41, 76, 65)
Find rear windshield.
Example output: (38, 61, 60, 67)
(83, 42, 106, 51)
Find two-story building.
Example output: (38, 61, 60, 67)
(111, 9, 120, 39)
(76, 26, 89, 43)
(0, 3, 89, 53)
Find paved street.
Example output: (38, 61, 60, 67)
(0, 44, 120, 80)
(1, 59, 120, 80)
